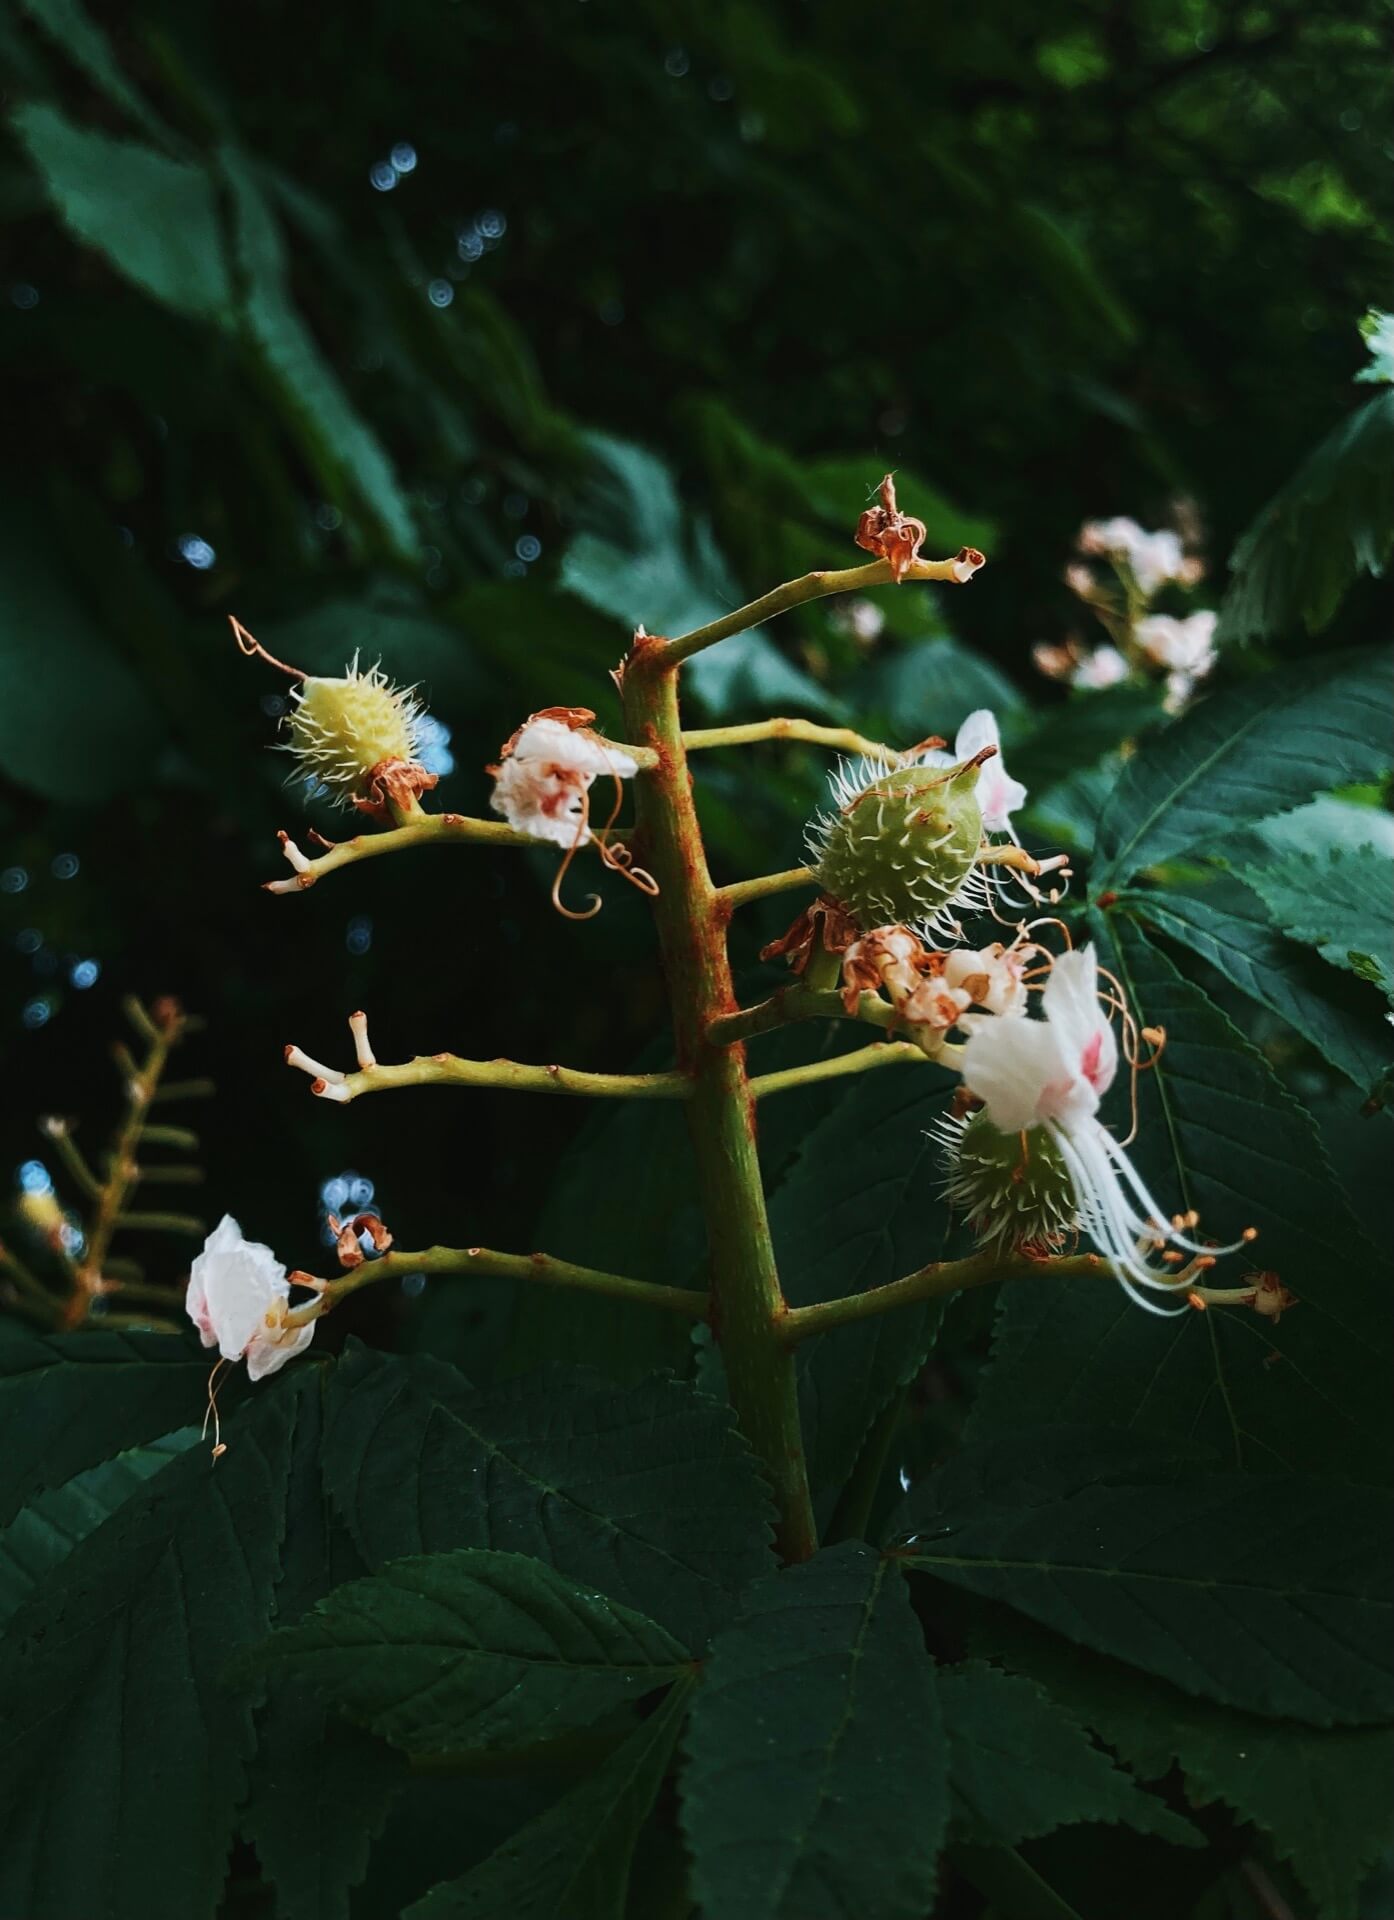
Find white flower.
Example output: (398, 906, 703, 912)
(959, 946, 1240, 1312)
(943, 943, 1030, 1018)
(1070, 645, 1129, 690)
(1136, 611, 1217, 677)
(920, 709, 1027, 836)
(186, 1215, 315, 1381)
(489, 716, 638, 850)
(1078, 518, 1191, 597)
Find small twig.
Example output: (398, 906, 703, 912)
(716, 867, 819, 912)
(682, 719, 901, 760)
(708, 985, 896, 1046)
(748, 1042, 930, 1101)
(263, 811, 540, 894)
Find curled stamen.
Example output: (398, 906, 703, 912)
(591, 770, 660, 897)
(229, 616, 306, 682)
(202, 1355, 232, 1460)
(550, 784, 602, 922)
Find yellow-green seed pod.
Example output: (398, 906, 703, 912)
(283, 655, 423, 805)
(936, 1107, 1077, 1256)
(808, 758, 984, 931)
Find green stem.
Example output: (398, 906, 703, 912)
(624, 640, 818, 1563)
(265, 810, 538, 894)
(748, 1042, 929, 1101)
(298, 1053, 692, 1105)
(778, 1251, 1109, 1345)
(716, 867, 817, 912)
(284, 1245, 706, 1327)
(662, 554, 979, 665)
(708, 985, 896, 1045)
(682, 719, 898, 759)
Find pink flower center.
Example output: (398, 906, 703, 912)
(1080, 1029, 1106, 1089)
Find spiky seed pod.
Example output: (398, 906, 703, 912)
(808, 758, 985, 933)
(283, 655, 424, 806)
(934, 1107, 1078, 1256)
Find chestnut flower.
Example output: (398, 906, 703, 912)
(185, 1215, 315, 1381)
(1077, 518, 1199, 596)
(489, 710, 638, 850)
(959, 946, 1244, 1311)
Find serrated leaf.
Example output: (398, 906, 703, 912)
(895, 1470, 1394, 1725)
(1129, 877, 1391, 1091)
(767, 1062, 957, 1517)
(1220, 394, 1394, 642)
(1242, 844, 1392, 997)
(1092, 649, 1391, 884)
(405, 1673, 693, 1918)
(680, 1543, 947, 1920)
(239, 1370, 400, 1920)
(246, 1548, 689, 1756)
(940, 1661, 1199, 1848)
(13, 102, 232, 316)
(969, 918, 1393, 1481)
(975, 1609, 1394, 1920)
(0, 1382, 301, 1920)
(861, 636, 1026, 744)
(322, 1347, 775, 1651)
(0, 1429, 196, 1623)
(0, 1324, 220, 1525)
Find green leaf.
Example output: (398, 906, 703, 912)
(1128, 876, 1391, 1092)
(969, 919, 1394, 1481)
(0, 497, 168, 801)
(405, 1673, 693, 1918)
(948, 1844, 1089, 1920)
(895, 1469, 1394, 1725)
(13, 102, 232, 317)
(767, 1062, 957, 1515)
(940, 1662, 1198, 1848)
(1093, 648, 1391, 883)
(17, 0, 171, 143)
(680, 1543, 948, 1920)
(1242, 844, 1393, 997)
(0, 1429, 196, 1624)
(0, 1325, 218, 1524)
(322, 1347, 775, 1651)
(1220, 394, 1394, 642)
(975, 1610, 1394, 1920)
(246, 1548, 689, 1757)
(0, 1382, 301, 1920)
(861, 635, 1027, 744)
(220, 150, 418, 560)
(1356, 309, 1394, 386)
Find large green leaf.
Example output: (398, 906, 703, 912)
(0, 498, 169, 801)
(1092, 649, 1391, 884)
(221, 150, 418, 560)
(766, 1061, 957, 1515)
(12, 102, 232, 317)
(0, 1325, 219, 1524)
(245, 1548, 689, 1756)
(939, 1661, 1198, 1848)
(969, 919, 1393, 1481)
(1128, 877, 1391, 1092)
(0, 1382, 301, 1920)
(238, 1371, 402, 1920)
(0, 1429, 195, 1624)
(405, 1674, 693, 1918)
(1219, 393, 1394, 643)
(860, 635, 1026, 744)
(321, 1346, 774, 1651)
(680, 1543, 947, 1920)
(976, 1610, 1394, 1920)
(1243, 843, 1393, 998)
(895, 1470, 1394, 1725)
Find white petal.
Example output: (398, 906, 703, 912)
(245, 1318, 316, 1382)
(961, 1015, 1072, 1132)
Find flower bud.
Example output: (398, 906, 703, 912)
(809, 758, 984, 932)
(284, 655, 426, 807)
(936, 1107, 1077, 1257)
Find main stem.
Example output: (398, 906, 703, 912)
(623, 640, 818, 1563)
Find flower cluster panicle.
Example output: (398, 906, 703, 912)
(1036, 516, 1218, 707)
(841, 928, 1035, 1055)
(948, 944, 1257, 1312)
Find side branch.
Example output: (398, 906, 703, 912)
(284, 1245, 708, 1327)
(265, 812, 540, 894)
(663, 553, 984, 666)
(285, 1010, 689, 1104)
(708, 984, 897, 1045)
(682, 720, 900, 760)
(778, 1250, 1111, 1344)
(716, 868, 818, 912)
(748, 1042, 929, 1100)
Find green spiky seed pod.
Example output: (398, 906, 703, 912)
(283, 656, 423, 805)
(808, 758, 984, 931)
(936, 1107, 1077, 1256)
